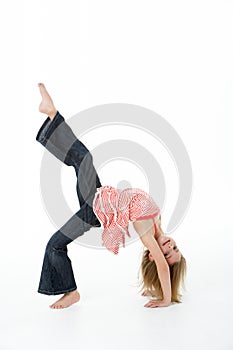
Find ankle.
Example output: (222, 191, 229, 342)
(48, 109, 57, 120)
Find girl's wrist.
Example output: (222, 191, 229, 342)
(163, 297, 171, 303)
(162, 299, 171, 307)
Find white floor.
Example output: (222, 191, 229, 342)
(2, 229, 233, 350)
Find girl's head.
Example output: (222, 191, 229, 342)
(155, 235, 181, 265)
(138, 240, 187, 303)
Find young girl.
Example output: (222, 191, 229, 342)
(36, 83, 186, 309)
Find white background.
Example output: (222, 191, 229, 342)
(1, 0, 233, 349)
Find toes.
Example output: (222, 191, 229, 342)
(49, 298, 73, 309)
(38, 82, 45, 88)
(51, 303, 69, 309)
(38, 83, 45, 92)
(38, 83, 48, 96)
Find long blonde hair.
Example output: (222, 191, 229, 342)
(137, 248, 187, 303)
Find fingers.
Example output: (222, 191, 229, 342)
(141, 290, 152, 296)
(144, 301, 170, 308)
(144, 301, 158, 308)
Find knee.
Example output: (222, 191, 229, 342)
(45, 232, 67, 253)
(68, 140, 91, 167)
(45, 234, 56, 252)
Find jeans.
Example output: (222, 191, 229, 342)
(36, 111, 102, 295)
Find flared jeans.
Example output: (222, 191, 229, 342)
(36, 111, 102, 295)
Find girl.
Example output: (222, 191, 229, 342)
(36, 83, 186, 309)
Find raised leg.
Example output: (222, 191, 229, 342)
(36, 83, 102, 222)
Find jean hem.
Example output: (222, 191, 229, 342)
(36, 110, 61, 144)
(37, 286, 77, 295)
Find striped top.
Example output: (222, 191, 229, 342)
(93, 185, 161, 254)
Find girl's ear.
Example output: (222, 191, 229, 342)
(148, 252, 154, 262)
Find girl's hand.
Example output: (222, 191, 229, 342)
(144, 299, 171, 308)
(141, 290, 153, 296)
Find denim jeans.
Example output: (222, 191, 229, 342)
(36, 111, 102, 295)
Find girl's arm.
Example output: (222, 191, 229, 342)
(140, 231, 171, 304)
(133, 219, 171, 307)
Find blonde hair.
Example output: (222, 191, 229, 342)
(137, 248, 187, 303)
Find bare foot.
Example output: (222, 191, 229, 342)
(49, 290, 80, 309)
(38, 83, 57, 120)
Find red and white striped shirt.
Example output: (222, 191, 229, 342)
(93, 185, 161, 254)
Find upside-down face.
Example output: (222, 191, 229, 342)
(151, 234, 182, 265)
